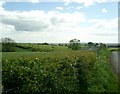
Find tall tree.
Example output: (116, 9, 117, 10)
(68, 39, 81, 50)
(1, 37, 16, 52)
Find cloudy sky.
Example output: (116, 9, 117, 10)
(0, 0, 119, 43)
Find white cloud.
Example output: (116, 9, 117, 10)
(63, 0, 118, 7)
(0, 0, 5, 13)
(0, 23, 16, 39)
(0, 1, 5, 6)
(1, 6, 117, 43)
(86, 17, 118, 43)
(88, 17, 117, 31)
(101, 8, 108, 13)
(4, 0, 119, 3)
(95, 0, 107, 3)
(4, 0, 40, 3)
(64, 0, 71, 6)
(0, 1, 118, 43)
(2, 10, 50, 31)
(76, 6, 83, 10)
(1, 8, 86, 31)
(55, 7, 64, 11)
(0, 23, 15, 32)
(30, 0, 40, 3)
(69, 0, 94, 7)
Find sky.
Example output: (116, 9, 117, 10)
(0, 0, 119, 43)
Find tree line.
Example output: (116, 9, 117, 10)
(1, 37, 107, 52)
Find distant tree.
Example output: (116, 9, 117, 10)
(97, 43, 107, 53)
(88, 42, 94, 48)
(65, 44, 68, 46)
(58, 44, 61, 46)
(58, 44, 63, 46)
(95, 43, 99, 46)
(42, 42, 49, 45)
(1, 37, 16, 52)
(99, 43, 107, 49)
(94, 43, 99, 47)
(68, 39, 81, 50)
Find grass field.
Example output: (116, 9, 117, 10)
(108, 48, 120, 52)
(15, 43, 71, 52)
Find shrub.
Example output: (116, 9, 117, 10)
(2, 50, 118, 93)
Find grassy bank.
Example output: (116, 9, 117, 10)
(88, 49, 119, 92)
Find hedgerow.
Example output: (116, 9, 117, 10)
(2, 50, 118, 93)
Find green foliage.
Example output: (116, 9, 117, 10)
(68, 39, 81, 50)
(88, 42, 94, 48)
(2, 51, 96, 93)
(2, 50, 119, 93)
(88, 49, 119, 92)
(99, 43, 107, 49)
(1, 38, 16, 52)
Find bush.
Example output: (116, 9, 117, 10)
(2, 52, 95, 93)
(2, 50, 118, 93)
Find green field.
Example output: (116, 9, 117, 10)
(2, 49, 119, 93)
(108, 48, 120, 52)
(14, 43, 71, 52)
